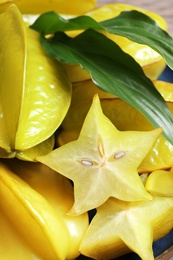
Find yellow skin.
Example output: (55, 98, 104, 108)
(0, 5, 71, 160)
(0, 159, 89, 259)
(0, 161, 68, 260)
(0, 0, 97, 15)
(145, 166, 173, 197)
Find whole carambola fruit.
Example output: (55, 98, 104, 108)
(2, 158, 89, 259)
(0, 5, 71, 161)
(0, 160, 69, 260)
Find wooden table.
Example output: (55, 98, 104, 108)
(97, 0, 173, 36)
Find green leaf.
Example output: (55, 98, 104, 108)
(30, 11, 102, 34)
(40, 29, 173, 144)
(31, 10, 173, 69)
(100, 11, 173, 70)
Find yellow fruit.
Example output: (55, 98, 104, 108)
(58, 80, 172, 134)
(38, 95, 163, 215)
(80, 196, 173, 260)
(0, 5, 71, 160)
(16, 135, 55, 161)
(153, 80, 173, 101)
(71, 80, 117, 107)
(57, 80, 173, 172)
(4, 159, 89, 259)
(0, 0, 97, 15)
(65, 3, 167, 83)
(0, 161, 69, 260)
(64, 64, 91, 84)
(138, 134, 173, 173)
(0, 210, 40, 260)
(145, 167, 173, 197)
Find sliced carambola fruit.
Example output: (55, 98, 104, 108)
(58, 80, 173, 172)
(80, 196, 173, 260)
(38, 95, 161, 215)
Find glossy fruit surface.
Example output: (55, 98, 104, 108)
(15, 25, 71, 151)
(0, 0, 97, 15)
(0, 5, 71, 160)
(38, 95, 162, 215)
(0, 209, 40, 260)
(0, 161, 69, 260)
(145, 167, 173, 197)
(5, 158, 89, 259)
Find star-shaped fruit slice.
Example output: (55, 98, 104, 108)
(37, 95, 161, 215)
(80, 196, 173, 260)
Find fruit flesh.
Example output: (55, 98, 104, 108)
(80, 196, 173, 260)
(38, 95, 162, 215)
(58, 80, 173, 172)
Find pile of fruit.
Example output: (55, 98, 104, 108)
(0, 1, 173, 259)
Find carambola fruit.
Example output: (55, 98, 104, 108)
(0, 5, 71, 161)
(57, 80, 173, 172)
(80, 196, 173, 260)
(38, 95, 161, 215)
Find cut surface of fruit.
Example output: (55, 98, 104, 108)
(38, 95, 162, 215)
(80, 196, 173, 260)
(58, 80, 173, 172)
